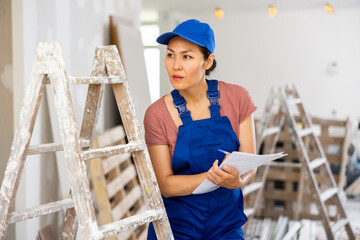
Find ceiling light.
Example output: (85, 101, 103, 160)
(214, 8, 224, 19)
(268, 5, 277, 17)
(325, 3, 334, 14)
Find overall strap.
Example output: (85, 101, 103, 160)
(171, 89, 193, 124)
(206, 79, 221, 117)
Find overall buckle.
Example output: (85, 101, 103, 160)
(207, 90, 220, 108)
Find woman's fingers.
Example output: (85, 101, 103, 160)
(222, 164, 239, 176)
(207, 161, 240, 188)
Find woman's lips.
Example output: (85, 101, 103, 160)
(172, 75, 184, 80)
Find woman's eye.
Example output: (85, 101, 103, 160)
(184, 55, 192, 59)
(167, 53, 174, 58)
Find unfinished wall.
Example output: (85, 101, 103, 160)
(158, 7, 360, 121)
(9, 0, 141, 239)
(0, 0, 15, 239)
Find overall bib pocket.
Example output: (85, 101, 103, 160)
(189, 136, 225, 174)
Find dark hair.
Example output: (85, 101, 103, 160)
(199, 46, 217, 76)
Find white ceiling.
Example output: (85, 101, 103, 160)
(142, 0, 360, 13)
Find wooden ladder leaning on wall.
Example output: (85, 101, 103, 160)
(0, 42, 173, 240)
(248, 86, 355, 240)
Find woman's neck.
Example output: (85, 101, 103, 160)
(178, 79, 208, 104)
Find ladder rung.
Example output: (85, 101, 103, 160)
(298, 128, 313, 137)
(331, 219, 349, 233)
(244, 208, 255, 217)
(27, 139, 90, 155)
(9, 198, 74, 224)
(69, 76, 125, 84)
(320, 188, 338, 202)
(99, 209, 164, 238)
(309, 158, 326, 170)
(243, 182, 263, 196)
(286, 98, 302, 105)
(262, 127, 281, 137)
(269, 162, 301, 168)
(82, 141, 146, 161)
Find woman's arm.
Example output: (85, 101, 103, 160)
(148, 145, 207, 198)
(207, 114, 257, 188)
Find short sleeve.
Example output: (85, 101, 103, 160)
(143, 103, 168, 146)
(239, 88, 257, 123)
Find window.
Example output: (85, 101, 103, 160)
(140, 24, 160, 103)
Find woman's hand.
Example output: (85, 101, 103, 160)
(207, 158, 247, 189)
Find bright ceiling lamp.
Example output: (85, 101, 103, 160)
(214, 8, 224, 19)
(325, 3, 335, 14)
(268, 5, 277, 17)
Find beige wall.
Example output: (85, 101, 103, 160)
(0, 0, 13, 173)
(0, 0, 15, 238)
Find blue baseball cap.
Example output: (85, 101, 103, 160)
(156, 19, 215, 53)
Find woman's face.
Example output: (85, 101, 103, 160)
(165, 36, 210, 91)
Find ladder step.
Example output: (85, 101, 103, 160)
(262, 127, 281, 137)
(298, 128, 313, 137)
(27, 139, 90, 155)
(69, 76, 125, 84)
(82, 141, 146, 161)
(320, 188, 338, 202)
(286, 98, 302, 105)
(331, 218, 348, 234)
(99, 209, 164, 238)
(309, 158, 326, 170)
(244, 208, 255, 217)
(9, 198, 74, 224)
(243, 182, 263, 196)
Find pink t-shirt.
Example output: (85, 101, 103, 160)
(143, 81, 257, 156)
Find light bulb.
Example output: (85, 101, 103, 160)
(325, 3, 334, 14)
(214, 8, 224, 19)
(268, 5, 277, 17)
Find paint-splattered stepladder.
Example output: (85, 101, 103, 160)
(0, 42, 173, 240)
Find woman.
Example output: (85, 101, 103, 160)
(144, 19, 257, 240)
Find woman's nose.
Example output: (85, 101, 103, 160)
(173, 58, 182, 70)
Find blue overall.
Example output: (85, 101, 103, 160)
(148, 80, 248, 240)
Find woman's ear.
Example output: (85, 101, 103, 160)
(205, 53, 215, 70)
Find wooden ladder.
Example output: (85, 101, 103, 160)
(247, 86, 355, 240)
(0, 42, 173, 240)
(244, 87, 286, 230)
(279, 85, 355, 240)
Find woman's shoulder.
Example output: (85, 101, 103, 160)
(218, 80, 249, 93)
(144, 96, 167, 121)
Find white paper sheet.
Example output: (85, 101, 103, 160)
(192, 152, 287, 194)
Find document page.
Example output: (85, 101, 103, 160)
(193, 152, 287, 194)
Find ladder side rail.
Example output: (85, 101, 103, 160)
(247, 89, 284, 228)
(256, 88, 282, 152)
(106, 46, 173, 240)
(50, 57, 99, 239)
(290, 86, 355, 239)
(61, 47, 107, 240)
(281, 89, 335, 240)
(0, 72, 47, 239)
(112, 83, 173, 240)
(290, 87, 339, 189)
(253, 112, 285, 217)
